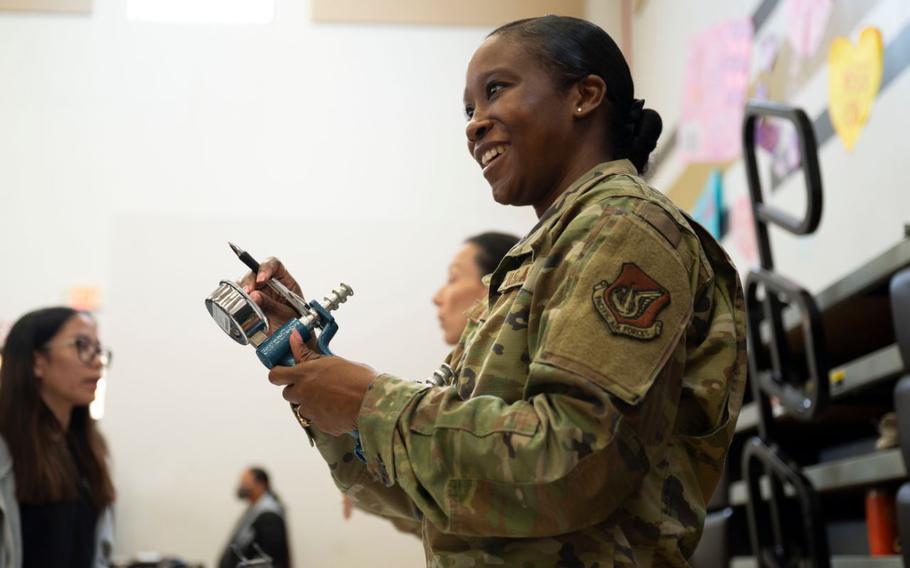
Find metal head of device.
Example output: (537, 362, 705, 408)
(205, 280, 269, 347)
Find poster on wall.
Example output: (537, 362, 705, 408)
(786, 0, 833, 59)
(679, 18, 754, 164)
(691, 170, 725, 239)
(828, 26, 884, 151)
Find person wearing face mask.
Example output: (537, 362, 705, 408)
(218, 467, 290, 568)
(0, 307, 115, 568)
(241, 15, 746, 566)
(433, 232, 520, 346)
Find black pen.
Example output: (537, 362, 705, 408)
(229, 242, 307, 313)
(229, 241, 261, 273)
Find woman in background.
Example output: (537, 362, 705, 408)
(343, 231, 519, 525)
(0, 307, 115, 568)
(433, 232, 520, 345)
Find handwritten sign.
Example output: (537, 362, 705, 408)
(680, 18, 754, 163)
(828, 27, 884, 151)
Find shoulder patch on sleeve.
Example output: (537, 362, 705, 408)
(593, 263, 671, 340)
(536, 212, 693, 406)
(636, 202, 682, 248)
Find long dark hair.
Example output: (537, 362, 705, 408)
(490, 15, 662, 174)
(0, 307, 115, 509)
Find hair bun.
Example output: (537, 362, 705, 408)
(628, 107, 662, 175)
(624, 98, 645, 139)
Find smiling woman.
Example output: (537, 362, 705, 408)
(463, 17, 662, 216)
(0, 307, 115, 567)
(242, 15, 748, 568)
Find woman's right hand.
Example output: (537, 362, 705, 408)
(239, 257, 305, 333)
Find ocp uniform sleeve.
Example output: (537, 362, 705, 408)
(307, 427, 424, 527)
(356, 203, 698, 537)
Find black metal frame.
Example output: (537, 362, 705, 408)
(742, 438, 830, 568)
(743, 101, 828, 423)
(741, 101, 829, 568)
(743, 101, 824, 261)
(745, 270, 829, 424)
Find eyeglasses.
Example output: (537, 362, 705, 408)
(44, 336, 113, 368)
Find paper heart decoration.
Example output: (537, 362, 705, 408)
(828, 27, 883, 151)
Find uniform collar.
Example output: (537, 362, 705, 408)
(506, 159, 638, 262)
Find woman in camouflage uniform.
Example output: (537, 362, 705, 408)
(245, 15, 747, 567)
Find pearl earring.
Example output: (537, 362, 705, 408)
(577, 107, 582, 112)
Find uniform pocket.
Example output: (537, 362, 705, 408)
(679, 413, 736, 501)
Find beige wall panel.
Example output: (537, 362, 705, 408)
(312, 0, 584, 26)
(0, 0, 90, 12)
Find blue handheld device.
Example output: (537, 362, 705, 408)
(205, 243, 363, 461)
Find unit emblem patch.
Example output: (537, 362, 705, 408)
(592, 263, 671, 340)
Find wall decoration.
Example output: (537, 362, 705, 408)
(756, 34, 782, 74)
(729, 192, 758, 269)
(691, 170, 725, 239)
(786, 0, 833, 59)
(756, 119, 781, 154)
(770, 120, 802, 186)
(752, 36, 783, 154)
(828, 26, 884, 151)
(679, 18, 754, 163)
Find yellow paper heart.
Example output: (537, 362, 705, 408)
(828, 27, 883, 151)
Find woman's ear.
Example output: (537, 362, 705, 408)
(573, 74, 607, 118)
(33, 351, 47, 378)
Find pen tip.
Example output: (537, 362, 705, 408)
(228, 242, 242, 255)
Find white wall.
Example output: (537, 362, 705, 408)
(0, 1, 535, 566)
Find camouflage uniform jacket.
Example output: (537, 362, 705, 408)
(309, 160, 747, 567)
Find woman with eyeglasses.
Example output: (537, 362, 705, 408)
(0, 307, 115, 568)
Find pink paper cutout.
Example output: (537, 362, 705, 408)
(730, 192, 759, 268)
(787, 0, 833, 58)
(680, 18, 754, 163)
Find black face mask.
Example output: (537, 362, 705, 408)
(236, 486, 251, 500)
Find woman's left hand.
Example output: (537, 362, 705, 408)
(268, 330, 378, 436)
